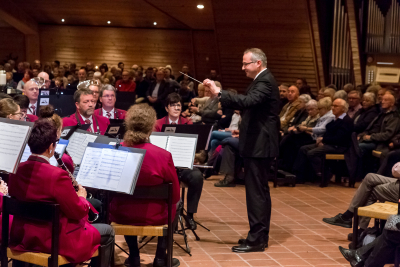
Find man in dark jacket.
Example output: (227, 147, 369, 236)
(294, 99, 354, 185)
(204, 48, 280, 253)
(147, 67, 171, 118)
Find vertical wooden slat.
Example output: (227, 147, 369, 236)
(346, 0, 363, 86)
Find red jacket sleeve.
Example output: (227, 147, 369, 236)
(53, 171, 89, 221)
(163, 153, 180, 204)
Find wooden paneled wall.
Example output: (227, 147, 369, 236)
(39, 25, 217, 80)
(212, 0, 321, 93)
(0, 27, 25, 63)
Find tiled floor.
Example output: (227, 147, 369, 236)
(114, 175, 378, 266)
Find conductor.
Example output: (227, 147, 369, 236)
(203, 48, 279, 253)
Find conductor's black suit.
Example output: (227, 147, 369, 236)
(219, 68, 280, 245)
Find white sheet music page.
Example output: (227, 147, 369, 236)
(0, 122, 30, 173)
(67, 133, 98, 165)
(76, 146, 103, 187)
(166, 136, 196, 169)
(149, 135, 168, 150)
(96, 149, 128, 190)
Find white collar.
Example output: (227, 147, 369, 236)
(169, 117, 179, 124)
(102, 108, 114, 114)
(31, 154, 50, 163)
(335, 113, 346, 120)
(81, 114, 93, 123)
(30, 101, 37, 107)
(254, 68, 267, 80)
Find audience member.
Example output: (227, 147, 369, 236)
(317, 88, 325, 100)
(115, 70, 136, 92)
(190, 82, 221, 124)
(333, 90, 347, 101)
(343, 83, 354, 93)
(16, 69, 34, 92)
(207, 69, 220, 81)
(366, 84, 381, 101)
(326, 84, 338, 90)
(346, 90, 362, 118)
(164, 67, 180, 93)
(118, 62, 124, 72)
(176, 64, 191, 83)
(5, 72, 17, 89)
(279, 85, 301, 130)
(353, 92, 380, 134)
(299, 85, 314, 98)
(95, 85, 127, 120)
(135, 70, 149, 101)
(214, 132, 240, 187)
(144, 67, 155, 82)
(279, 83, 289, 111)
(281, 94, 311, 135)
(38, 72, 52, 89)
(295, 78, 307, 89)
(8, 59, 16, 73)
(67, 68, 87, 90)
(109, 104, 181, 267)
(294, 98, 352, 185)
(323, 88, 336, 100)
(147, 67, 171, 118)
(377, 87, 387, 103)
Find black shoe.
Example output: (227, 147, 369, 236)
(153, 257, 180, 267)
(124, 257, 140, 267)
(348, 230, 363, 242)
(338, 246, 364, 267)
(322, 213, 352, 228)
(238, 238, 246, 244)
(232, 243, 266, 253)
(214, 179, 236, 187)
(185, 217, 197, 230)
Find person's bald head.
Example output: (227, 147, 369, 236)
(38, 72, 51, 88)
(78, 69, 87, 82)
(287, 85, 300, 102)
(23, 80, 39, 103)
(381, 93, 396, 110)
(332, 98, 348, 118)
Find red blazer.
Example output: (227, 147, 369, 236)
(8, 156, 100, 263)
(109, 143, 180, 226)
(115, 80, 136, 92)
(94, 108, 127, 120)
(62, 111, 110, 135)
(26, 114, 38, 122)
(153, 116, 193, 132)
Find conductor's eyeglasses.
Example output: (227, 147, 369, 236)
(242, 62, 256, 67)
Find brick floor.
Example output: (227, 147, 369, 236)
(114, 175, 392, 266)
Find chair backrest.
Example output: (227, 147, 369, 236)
(1, 196, 60, 267)
(131, 184, 171, 200)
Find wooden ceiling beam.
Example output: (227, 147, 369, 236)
(0, 0, 38, 34)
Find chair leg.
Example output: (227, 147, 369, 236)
(353, 208, 359, 248)
(395, 246, 400, 267)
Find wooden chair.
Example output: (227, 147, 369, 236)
(321, 154, 345, 187)
(1, 195, 102, 267)
(110, 183, 174, 267)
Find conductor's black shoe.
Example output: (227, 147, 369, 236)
(124, 257, 140, 267)
(238, 238, 246, 244)
(185, 217, 197, 230)
(322, 213, 352, 228)
(214, 176, 236, 187)
(232, 243, 266, 253)
(338, 246, 364, 267)
(153, 257, 180, 267)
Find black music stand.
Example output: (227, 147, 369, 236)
(115, 92, 136, 111)
(161, 124, 213, 152)
(38, 89, 75, 117)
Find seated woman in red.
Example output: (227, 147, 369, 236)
(109, 104, 181, 267)
(8, 120, 115, 265)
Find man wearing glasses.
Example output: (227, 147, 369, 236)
(23, 80, 40, 116)
(95, 85, 127, 120)
(203, 48, 280, 253)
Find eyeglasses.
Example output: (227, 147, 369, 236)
(170, 103, 182, 108)
(242, 62, 256, 67)
(13, 112, 24, 118)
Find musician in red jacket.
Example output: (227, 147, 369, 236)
(12, 95, 38, 122)
(8, 120, 115, 264)
(94, 84, 127, 120)
(109, 104, 181, 267)
(153, 93, 203, 231)
(63, 88, 110, 135)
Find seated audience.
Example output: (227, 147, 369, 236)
(190, 82, 221, 124)
(144, 67, 155, 82)
(16, 69, 34, 92)
(135, 70, 149, 101)
(154, 93, 192, 132)
(317, 88, 325, 100)
(357, 93, 399, 159)
(353, 92, 380, 134)
(293, 98, 353, 185)
(278, 83, 289, 111)
(164, 67, 180, 93)
(147, 67, 171, 118)
(281, 94, 310, 135)
(115, 70, 136, 92)
(346, 90, 362, 119)
(333, 89, 347, 101)
(207, 69, 220, 81)
(38, 71, 52, 89)
(279, 85, 301, 130)
(323, 88, 336, 101)
(63, 88, 110, 135)
(176, 64, 191, 83)
(323, 162, 400, 237)
(343, 83, 354, 93)
(366, 84, 381, 101)
(9, 120, 114, 264)
(66, 68, 87, 91)
(23, 80, 39, 116)
(377, 87, 387, 103)
(5, 72, 17, 89)
(109, 104, 180, 267)
(95, 84, 127, 120)
(179, 74, 194, 92)
(279, 99, 320, 172)
(299, 85, 314, 98)
(12, 62, 25, 83)
(214, 131, 240, 187)
(13, 95, 38, 122)
(295, 78, 307, 89)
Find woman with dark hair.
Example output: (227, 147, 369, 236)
(16, 69, 34, 92)
(109, 104, 181, 267)
(8, 120, 115, 265)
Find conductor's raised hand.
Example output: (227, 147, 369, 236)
(203, 79, 220, 96)
(77, 184, 87, 199)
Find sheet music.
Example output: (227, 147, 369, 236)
(149, 135, 169, 150)
(166, 136, 196, 169)
(67, 132, 98, 165)
(0, 122, 30, 173)
(76, 146, 143, 194)
(20, 144, 66, 167)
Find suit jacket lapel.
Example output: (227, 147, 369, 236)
(245, 69, 269, 94)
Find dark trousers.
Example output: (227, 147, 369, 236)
(355, 229, 400, 267)
(243, 157, 272, 245)
(219, 138, 240, 181)
(125, 236, 167, 260)
(180, 168, 204, 213)
(294, 143, 347, 182)
(90, 224, 115, 267)
(279, 132, 314, 172)
(378, 149, 400, 177)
